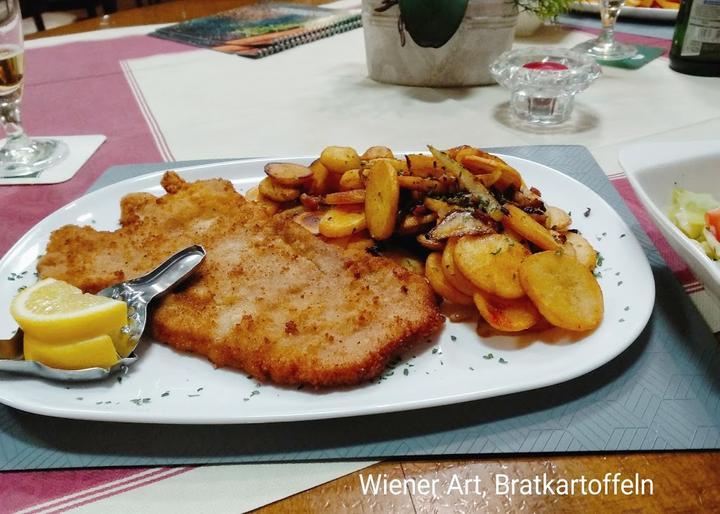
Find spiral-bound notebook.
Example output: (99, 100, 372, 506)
(150, 3, 361, 58)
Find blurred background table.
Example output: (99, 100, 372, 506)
(10, 0, 720, 512)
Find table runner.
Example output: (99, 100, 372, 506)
(0, 34, 195, 258)
(1, 145, 718, 473)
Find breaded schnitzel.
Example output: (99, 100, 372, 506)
(38, 172, 444, 387)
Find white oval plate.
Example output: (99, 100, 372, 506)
(0, 155, 654, 424)
(571, 2, 678, 21)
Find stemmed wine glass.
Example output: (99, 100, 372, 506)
(0, 0, 67, 177)
(574, 0, 637, 61)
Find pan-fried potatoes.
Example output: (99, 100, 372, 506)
(564, 232, 597, 270)
(320, 146, 361, 174)
(252, 143, 604, 337)
(425, 252, 473, 305)
(307, 159, 330, 195)
(258, 177, 301, 202)
(319, 206, 367, 238)
(519, 251, 603, 331)
(339, 169, 363, 191)
(454, 234, 529, 299)
(473, 290, 541, 332)
(442, 238, 479, 296)
(361, 146, 394, 160)
(324, 189, 366, 205)
(502, 204, 560, 251)
(365, 159, 400, 240)
(545, 206, 572, 231)
(264, 162, 313, 187)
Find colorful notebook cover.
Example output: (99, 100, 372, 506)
(151, 3, 361, 58)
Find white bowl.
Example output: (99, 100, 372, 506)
(619, 140, 720, 301)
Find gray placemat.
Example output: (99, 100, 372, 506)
(1, 145, 718, 471)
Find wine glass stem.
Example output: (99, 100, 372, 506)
(599, 0, 622, 45)
(0, 96, 32, 151)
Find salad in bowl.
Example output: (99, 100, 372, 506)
(669, 189, 720, 262)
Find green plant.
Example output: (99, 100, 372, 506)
(375, 0, 573, 48)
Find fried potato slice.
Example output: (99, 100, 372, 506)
(544, 206, 572, 231)
(264, 162, 313, 187)
(319, 206, 367, 238)
(453, 145, 480, 163)
(307, 159, 330, 195)
(444, 145, 475, 160)
(473, 290, 540, 332)
(398, 213, 437, 235)
(365, 159, 400, 240)
(339, 169, 363, 191)
(404, 154, 443, 178)
(361, 146, 394, 160)
(423, 197, 457, 220)
(245, 186, 260, 201)
(502, 204, 560, 251)
(398, 175, 442, 192)
(519, 251, 604, 331)
(462, 154, 522, 191)
(362, 158, 407, 173)
(258, 177, 301, 203)
(425, 252, 473, 305)
(324, 189, 366, 205)
(454, 234, 529, 299)
(245, 186, 281, 214)
(442, 238, 478, 296)
(564, 232, 598, 270)
(320, 146, 361, 174)
(470, 166, 502, 188)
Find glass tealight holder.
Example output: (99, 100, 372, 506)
(490, 48, 602, 126)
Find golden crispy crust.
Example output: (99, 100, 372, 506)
(38, 172, 443, 387)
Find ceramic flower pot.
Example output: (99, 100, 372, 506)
(362, 0, 518, 87)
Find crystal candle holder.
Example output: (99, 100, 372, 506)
(490, 48, 602, 125)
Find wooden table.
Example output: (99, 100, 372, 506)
(27, 1, 720, 512)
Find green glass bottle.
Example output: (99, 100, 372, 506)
(669, 0, 720, 76)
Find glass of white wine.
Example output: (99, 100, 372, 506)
(0, 0, 67, 177)
(574, 0, 638, 61)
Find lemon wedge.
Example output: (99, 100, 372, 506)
(23, 334, 119, 370)
(10, 278, 128, 343)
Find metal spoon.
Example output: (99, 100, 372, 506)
(0, 245, 206, 382)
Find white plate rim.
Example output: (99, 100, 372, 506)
(0, 154, 656, 424)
